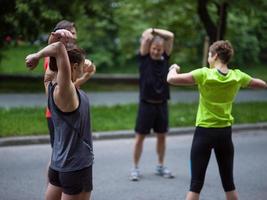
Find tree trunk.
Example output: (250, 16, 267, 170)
(217, 2, 228, 40)
(197, 0, 228, 44)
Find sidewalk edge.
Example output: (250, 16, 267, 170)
(0, 122, 267, 147)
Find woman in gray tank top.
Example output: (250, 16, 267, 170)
(26, 29, 94, 200)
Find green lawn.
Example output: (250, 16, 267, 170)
(0, 44, 267, 80)
(1, 102, 267, 137)
(0, 44, 45, 74)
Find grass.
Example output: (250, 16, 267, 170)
(1, 44, 267, 79)
(237, 64, 267, 81)
(0, 44, 45, 74)
(1, 102, 267, 137)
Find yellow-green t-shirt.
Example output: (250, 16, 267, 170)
(191, 67, 252, 128)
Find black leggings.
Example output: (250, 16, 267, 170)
(190, 126, 235, 193)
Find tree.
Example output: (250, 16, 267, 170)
(77, 0, 121, 71)
(0, 0, 16, 59)
(0, 0, 85, 61)
(197, 0, 229, 44)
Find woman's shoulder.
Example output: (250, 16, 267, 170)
(230, 68, 247, 75)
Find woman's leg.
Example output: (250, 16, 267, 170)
(45, 183, 62, 200)
(225, 191, 238, 200)
(61, 191, 91, 200)
(46, 167, 62, 200)
(187, 127, 212, 197)
(214, 127, 238, 200)
(186, 192, 200, 200)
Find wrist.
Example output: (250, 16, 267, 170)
(169, 65, 180, 73)
(36, 52, 42, 60)
(169, 65, 176, 71)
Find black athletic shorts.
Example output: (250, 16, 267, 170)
(135, 100, 168, 134)
(48, 166, 93, 195)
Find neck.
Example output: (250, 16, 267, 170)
(213, 62, 228, 72)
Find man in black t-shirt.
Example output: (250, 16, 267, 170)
(130, 28, 174, 181)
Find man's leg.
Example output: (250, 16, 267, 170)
(133, 133, 146, 168)
(154, 132, 174, 178)
(130, 133, 146, 181)
(156, 133, 166, 165)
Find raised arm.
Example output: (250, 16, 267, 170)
(140, 28, 174, 56)
(48, 29, 75, 45)
(139, 28, 154, 55)
(248, 78, 267, 89)
(167, 64, 196, 86)
(26, 41, 72, 88)
(44, 67, 56, 95)
(26, 41, 77, 111)
(153, 28, 174, 55)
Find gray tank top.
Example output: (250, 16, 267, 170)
(48, 83, 94, 172)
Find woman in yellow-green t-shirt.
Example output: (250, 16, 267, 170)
(167, 40, 267, 200)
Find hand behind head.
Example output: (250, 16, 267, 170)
(83, 59, 96, 74)
(51, 29, 75, 46)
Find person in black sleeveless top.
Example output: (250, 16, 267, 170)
(26, 30, 93, 200)
(130, 28, 174, 181)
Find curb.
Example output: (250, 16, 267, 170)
(0, 122, 267, 147)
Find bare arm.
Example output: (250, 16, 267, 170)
(139, 28, 154, 55)
(44, 67, 56, 95)
(26, 42, 72, 90)
(153, 28, 174, 55)
(167, 64, 196, 86)
(26, 41, 77, 112)
(48, 29, 75, 44)
(248, 78, 267, 89)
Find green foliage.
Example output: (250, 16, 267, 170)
(12, 0, 60, 42)
(77, 1, 120, 71)
(113, 0, 203, 66)
(1, 102, 267, 137)
(227, 8, 260, 65)
(0, 0, 267, 69)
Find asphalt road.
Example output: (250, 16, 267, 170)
(0, 130, 267, 200)
(0, 90, 267, 107)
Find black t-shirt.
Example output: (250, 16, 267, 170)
(137, 52, 170, 101)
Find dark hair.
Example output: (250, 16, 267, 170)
(209, 40, 234, 64)
(53, 20, 76, 32)
(49, 47, 85, 72)
(67, 48, 85, 65)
